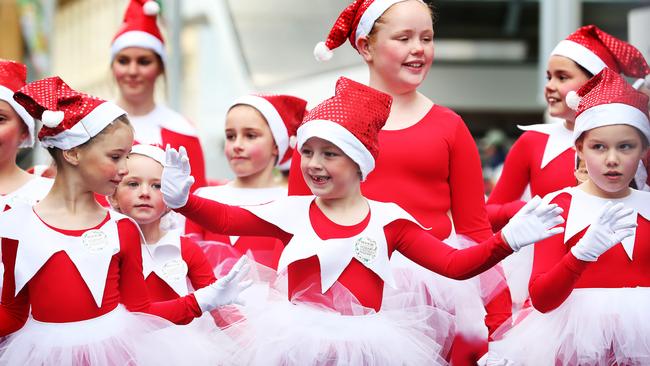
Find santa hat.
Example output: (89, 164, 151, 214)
(569, 67, 650, 143)
(296, 77, 392, 180)
(111, 0, 165, 64)
(0, 60, 35, 148)
(230, 94, 307, 166)
(131, 143, 165, 166)
(314, 0, 425, 61)
(14, 77, 127, 150)
(551, 25, 650, 88)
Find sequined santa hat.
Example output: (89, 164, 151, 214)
(314, 0, 426, 61)
(111, 0, 165, 63)
(14, 76, 127, 150)
(131, 143, 165, 165)
(551, 25, 650, 88)
(569, 67, 649, 144)
(297, 77, 392, 180)
(0, 60, 35, 148)
(230, 94, 308, 166)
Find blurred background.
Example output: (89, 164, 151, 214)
(2, 0, 649, 194)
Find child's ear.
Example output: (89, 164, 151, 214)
(62, 147, 81, 166)
(356, 36, 373, 63)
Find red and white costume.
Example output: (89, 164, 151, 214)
(187, 185, 286, 272)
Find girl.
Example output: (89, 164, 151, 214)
(111, 0, 206, 190)
(108, 144, 216, 302)
(491, 68, 650, 365)
(292, 1, 512, 362)
(485, 24, 650, 311)
(186, 94, 306, 272)
(162, 77, 565, 365)
(0, 76, 249, 365)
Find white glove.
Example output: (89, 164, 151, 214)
(161, 145, 195, 209)
(193, 256, 253, 312)
(501, 195, 565, 251)
(484, 351, 514, 366)
(571, 202, 637, 262)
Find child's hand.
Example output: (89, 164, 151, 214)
(193, 256, 253, 312)
(571, 202, 637, 262)
(161, 145, 194, 209)
(501, 196, 565, 251)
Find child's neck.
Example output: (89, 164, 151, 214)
(139, 220, 166, 244)
(232, 163, 278, 189)
(315, 188, 369, 226)
(563, 119, 575, 131)
(368, 77, 432, 130)
(116, 94, 156, 117)
(0, 161, 32, 194)
(578, 180, 632, 200)
(35, 177, 107, 230)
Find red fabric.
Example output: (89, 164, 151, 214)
(113, 0, 164, 44)
(0, 60, 27, 91)
(144, 235, 216, 301)
(185, 218, 284, 270)
(486, 131, 576, 231)
(529, 192, 650, 313)
(0, 217, 202, 336)
(160, 128, 206, 191)
(178, 194, 513, 313)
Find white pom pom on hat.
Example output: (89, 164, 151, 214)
(314, 42, 334, 62)
(41, 110, 65, 128)
(143, 0, 160, 16)
(565, 91, 582, 111)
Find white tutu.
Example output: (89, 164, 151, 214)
(225, 268, 454, 366)
(0, 305, 235, 366)
(491, 287, 650, 365)
(500, 244, 534, 311)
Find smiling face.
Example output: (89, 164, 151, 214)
(545, 55, 592, 122)
(361, 0, 434, 94)
(110, 153, 168, 225)
(299, 137, 361, 200)
(224, 105, 278, 182)
(577, 124, 648, 198)
(111, 47, 163, 103)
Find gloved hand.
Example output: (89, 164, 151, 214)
(571, 201, 636, 262)
(501, 195, 565, 251)
(484, 351, 514, 366)
(161, 145, 195, 209)
(193, 256, 253, 312)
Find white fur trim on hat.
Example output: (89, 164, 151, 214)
(573, 103, 650, 143)
(0, 85, 35, 148)
(111, 30, 166, 64)
(130, 144, 165, 166)
(355, 0, 423, 42)
(551, 40, 608, 76)
(230, 95, 289, 167)
(40, 102, 127, 150)
(297, 120, 375, 181)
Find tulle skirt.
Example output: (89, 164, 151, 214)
(0, 305, 234, 366)
(224, 268, 454, 366)
(490, 287, 650, 365)
(500, 244, 534, 311)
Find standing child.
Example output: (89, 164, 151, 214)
(491, 68, 650, 365)
(291, 1, 513, 362)
(0, 76, 250, 365)
(186, 94, 306, 272)
(162, 77, 565, 366)
(111, 0, 206, 190)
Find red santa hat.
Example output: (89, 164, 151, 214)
(551, 25, 650, 88)
(0, 60, 35, 148)
(131, 143, 165, 166)
(569, 67, 650, 143)
(111, 0, 165, 64)
(230, 94, 308, 166)
(296, 77, 392, 180)
(14, 76, 127, 150)
(314, 0, 425, 61)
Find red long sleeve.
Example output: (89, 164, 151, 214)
(0, 239, 29, 334)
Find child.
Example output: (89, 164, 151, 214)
(162, 77, 565, 365)
(111, 0, 206, 190)
(108, 143, 216, 301)
(0, 76, 249, 365)
(294, 1, 514, 362)
(490, 68, 650, 365)
(485, 24, 650, 311)
(186, 94, 306, 272)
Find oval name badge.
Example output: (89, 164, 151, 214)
(161, 259, 188, 282)
(354, 237, 378, 265)
(82, 230, 109, 253)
